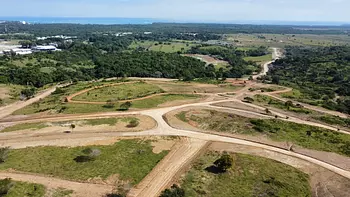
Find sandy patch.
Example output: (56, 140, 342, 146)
(151, 139, 176, 154)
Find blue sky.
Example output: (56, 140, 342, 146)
(1, 0, 349, 22)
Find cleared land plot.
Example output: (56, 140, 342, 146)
(0, 116, 148, 133)
(244, 54, 272, 63)
(179, 151, 311, 197)
(0, 84, 25, 106)
(176, 109, 350, 156)
(129, 41, 197, 53)
(148, 81, 242, 94)
(0, 140, 169, 186)
(13, 81, 202, 115)
(0, 178, 46, 197)
(72, 82, 164, 102)
(184, 54, 229, 67)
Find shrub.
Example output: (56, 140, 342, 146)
(0, 178, 13, 196)
(74, 155, 95, 163)
(0, 147, 9, 163)
(119, 101, 132, 111)
(160, 184, 185, 197)
(214, 153, 233, 172)
(127, 119, 139, 128)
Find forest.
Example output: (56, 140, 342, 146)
(267, 46, 350, 114)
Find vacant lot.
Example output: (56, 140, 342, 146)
(129, 41, 196, 53)
(0, 116, 147, 133)
(244, 54, 272, 63)
(177, 109, 350, 156)
(0, 140, 168, 185)
(180, 151, 311, 197)
(0, 84, 25, 106)
(13, 82, 201, 115)
(72, 82, 164, 102)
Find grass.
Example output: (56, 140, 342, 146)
(1, 122, 48, 133)
(51, 188, 73, 197)
(253, 94, 313, 114)
(177, 110, 350, 156)
(244, 54, 272, 63)
(129, 41, 196, 53)
(0, 140, 168, 185)
(313, 115, 350, 128)
(72, 82, 164, 102)
(85, 118, 119, 126)
(0, 84, 26, 106)
(1, 179, 45, 197)
(181, 151, 311, 197)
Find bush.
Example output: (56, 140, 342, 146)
(21, 88, 36, 99)
(0, 178, 13, 196)
(0, 147, 9, 163)
(160, 184, 185, 197)
(119, 101, 132, 111)
(127, 119, 139, 128)
(214, 153, 233, 172)
(74, 155, 95, 163)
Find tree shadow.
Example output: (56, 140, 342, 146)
(205, 165, 225, 174)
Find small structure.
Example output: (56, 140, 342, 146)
(32, 45, 61, 52)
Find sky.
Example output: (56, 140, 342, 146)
(1, 0, 349, 23)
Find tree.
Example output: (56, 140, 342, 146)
(214, 153, 233, 172)
(119, 101, 132, 111)
(285, 100, 294, 108)
(160, 184, 185, 197)
(21, 88, 36, 99)
(0, 178, 13, 196)
(104, 100, 115, 108)
(265, 108, 271, 114)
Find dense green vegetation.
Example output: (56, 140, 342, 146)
(0, 140, 168, 185)
(180, 152, 311, 197)
(189, 45, 262, 78)
(178, 110, 350, 156)
(267, 46, 350, 114)
(0, 178, 45, 197)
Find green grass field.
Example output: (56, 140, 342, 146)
(129, 41, 196, 53)
(0, 179, 45, 197)
(72, 82, 164, 102)
(181, 152, 311, 197)
(244, 54, 272, 63)
(1, 122, 49, 133)
(0, 140, 168, 185)
(177, 109, 350, 156)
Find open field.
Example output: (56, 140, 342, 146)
(176, 109, 350, 156)
(0, 116, 148, 133)
(148, 81, 243, 93)
(72, 82, 164, 102)
(0, 139, 169, 185)
(129, 41, 197, 53)
(0, 84, 26, 107)
(0, 179, 46, 197)
(183, 54, 230, 68)
(244, 54, 272, 63)
(179, 151, 311, 197)
(225, 33, 350, 47)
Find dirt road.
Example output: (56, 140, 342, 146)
(128, 138, 207, 197)
(0, 172, 113, 197)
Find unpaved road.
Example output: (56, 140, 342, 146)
(0, 172, 113, 197)
(128, 138, 207, 197)
(252, 47, 281, 80)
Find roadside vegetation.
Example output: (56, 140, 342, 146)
(0, 140, 168, 185)
(177, 109, 350, 156)
(0, 84, 26, 107)
(179, 152, 311, 197)
(0, 178, 45, 197)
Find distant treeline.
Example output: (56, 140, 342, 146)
(1, 22, 350, 39)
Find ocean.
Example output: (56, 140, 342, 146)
(0, 17, 170, 25)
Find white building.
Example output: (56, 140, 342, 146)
(32, 45, 61, 52)
(3, 48, 32, 55)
